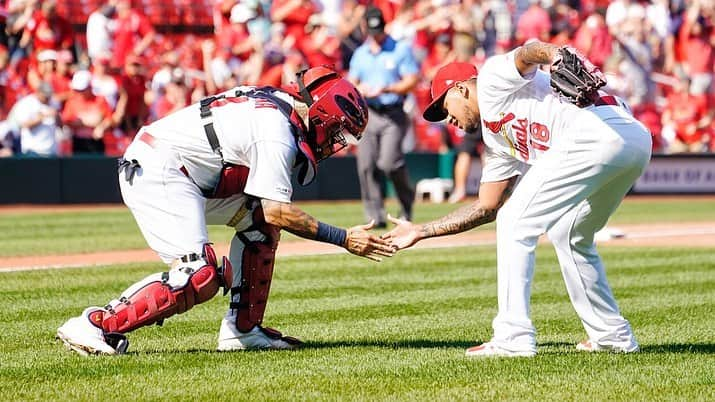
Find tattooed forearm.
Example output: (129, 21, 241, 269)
(518, 41, 558, 65)
(419, 202, 498, 238)
(261, 199, 318, 239)
(418, 179, 516, 239)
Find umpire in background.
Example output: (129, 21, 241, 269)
(348, 6, 419, 227)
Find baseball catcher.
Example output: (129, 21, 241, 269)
(57, 66, 395, 355)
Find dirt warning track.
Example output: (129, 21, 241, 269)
(1, 221, 713, 272)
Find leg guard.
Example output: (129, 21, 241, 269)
(229, 206, 280, 333)
(92, 244, 231, 334)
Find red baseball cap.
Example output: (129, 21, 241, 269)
(423, 62, 478, 122)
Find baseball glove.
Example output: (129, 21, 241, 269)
(549, 46, 606, 107)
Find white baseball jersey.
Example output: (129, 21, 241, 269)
(143, 87, 298, 203)
(473, 48, 651, 353)
(477, 49, 633, 183)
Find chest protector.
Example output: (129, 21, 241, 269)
(199, 88, 317, 199)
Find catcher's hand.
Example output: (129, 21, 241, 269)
(345, 220, 397, 262)
(549, 46, 606, 107)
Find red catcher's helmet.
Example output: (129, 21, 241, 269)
(286, 66, 369, 162)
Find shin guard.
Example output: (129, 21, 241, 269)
(92, 245, 230, 334)
(230, 207, 281, 333)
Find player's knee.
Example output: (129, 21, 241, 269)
(375, 159, 398, 174)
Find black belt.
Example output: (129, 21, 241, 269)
(368, 103, 403, 114)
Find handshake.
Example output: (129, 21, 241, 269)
(343, 215, 423, 262)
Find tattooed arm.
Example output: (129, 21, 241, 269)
(514, 41, 559, 77)
(261, 199, 396, 261)
(383, 176, 518, 249)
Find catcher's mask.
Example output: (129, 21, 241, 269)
(285, 66, 368, 173)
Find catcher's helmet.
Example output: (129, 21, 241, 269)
(285, 66, 368, 162)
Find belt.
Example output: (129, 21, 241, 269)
(368, 103, 403, 113)
(593, 95, 618, 107)
(136, 132, 191, 178)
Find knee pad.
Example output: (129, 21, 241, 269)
(94, 245, 231, 334)
(230, 206, 280, 333)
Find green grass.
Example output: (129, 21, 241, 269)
(1, 197, 714, 257)
(1, 246, 714, 401)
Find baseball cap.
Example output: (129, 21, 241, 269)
(37, 49, 58, 62)
(365, 6, 385, 35)
(230, 3, 256, 23)
(70, 70, 92, 91)
(423, 62, 478, 122)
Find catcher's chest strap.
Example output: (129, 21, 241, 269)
(199, 96, 225, 162)
(593, 95, 617, 107)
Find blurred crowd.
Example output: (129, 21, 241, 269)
(0, 0, 714, 157)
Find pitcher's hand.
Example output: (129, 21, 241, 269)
(345, 220, 396, 262)
(382, 214, 423, 250)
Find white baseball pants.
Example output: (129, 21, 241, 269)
(490, 111, 652, 352)
(120, 137, 252, 265)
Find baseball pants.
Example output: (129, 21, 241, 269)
(119, 137, 256, 265)
(490, 110, 652, 352)
(356, 107, 414, 224)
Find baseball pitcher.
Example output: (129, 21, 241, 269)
(385, 42, 651, 357)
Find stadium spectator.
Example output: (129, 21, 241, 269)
(337, 0, 366, 69)
(349, 6, 419, 226)
(612, 7, 656, 107)
(572, 11, 613, 69)
(0, 42, 28, 120)
(12, 80, 59, 156)
(677, 0, 715, 96)
(117, 55, 148, 136)
(111, 0, 156, 69)
(661, 76, 713, 153)
(150, 50, 181, 95)
(51, 49, 72, 103)
(61, 70, 112, 154)
(515, 0, 552, 45)
(153, 68, 189, 119)
(302, 13, 341, 68)
(19, 0, 73, 57)
(270, 0, 319, 55)
(90, 54, 121, 110)
(4, 0, 39, 64)
(86, 3, 116, 61)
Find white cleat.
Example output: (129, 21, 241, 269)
(56, 307, 126, 356)
(217, 312, 302, 351)
(465, 341, 536, 358)
(576, 339, 639, 353)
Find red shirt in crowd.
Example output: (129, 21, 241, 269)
(24, 10, 73, 54)
(516, 5, 552, 44)
(270, 0, 318, 53)
(302, 35, 340, 68)
(678, 16, 715, 74)
(112, 10, 155, 68)
(61, 94, 113, 139)
(664, 92, 710, 145)
(573, 14, 613, 69)
(216, 22, 252, 61)
(121, 73, 147, 119)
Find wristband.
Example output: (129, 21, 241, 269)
(316, 222, 347, 247)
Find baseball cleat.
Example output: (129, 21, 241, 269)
(56, 307, 127, 356)
(465, 341, 536, 358)
(217, 312, 302, 351)
(576, 339, 639, 353)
